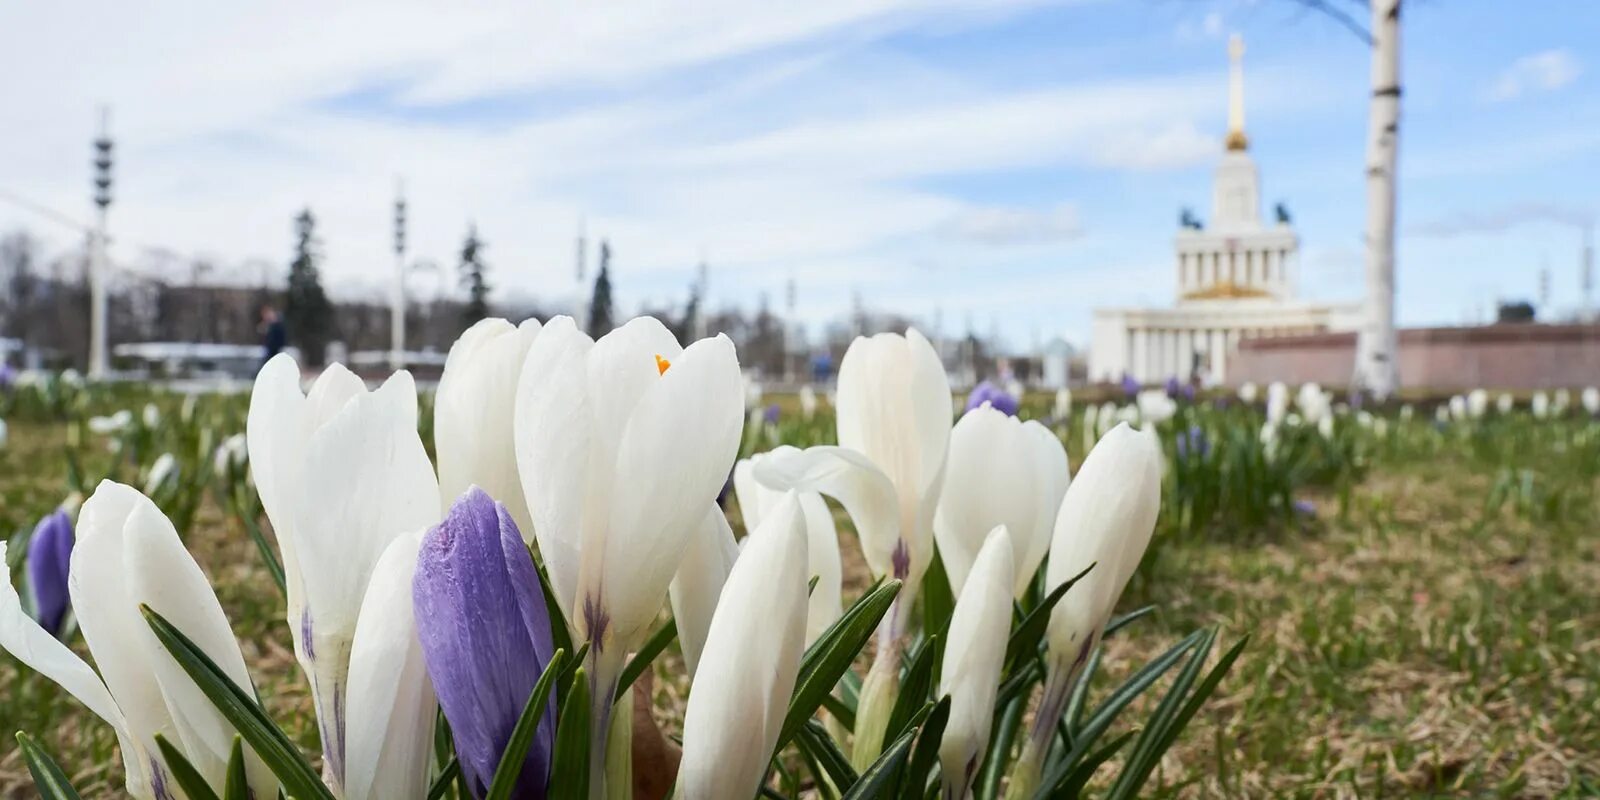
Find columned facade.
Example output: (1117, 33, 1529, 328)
(1087, 33, 1361, 386)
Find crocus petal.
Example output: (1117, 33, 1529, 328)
(752, 445, 901, 578)
(1019, 421, 1070, 595)
(669, 506, 740, 676)
(436, 318, 542, 540)
(938, 526, 1015, 797)
(26, 509, 74, 635)
(603, 333, 743, 652)
(414, 488, 555, 799)
(735, 452, 842, 644)
(293, 370, 441, 782)
(345, 531, 437, 800)
(513, 316, 595, 630)
(124, 500, 275, 798)
(1044, 423, 1162, 667)
(70, 482, 183, 783)
(676, 492, 809, 800)
(0, 540, 150, 799)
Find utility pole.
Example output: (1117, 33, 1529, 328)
(693, 253, 709, 341)
(88, 107, 113, 378)
(391, 179, 407, 370)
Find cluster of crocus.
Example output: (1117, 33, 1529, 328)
(965, 379, 1019, 417)
(1, 481, 278, 799)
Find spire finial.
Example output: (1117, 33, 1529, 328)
(1225, 33, 1249, 151)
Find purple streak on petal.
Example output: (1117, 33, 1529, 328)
(26, 509, 73, 636)
(891, 540, 911, 580)
(300, 607, 315, 661)
(583, 593, 610, 655)
(964, 381, 1018, 417)
(415, 487, 555, 800)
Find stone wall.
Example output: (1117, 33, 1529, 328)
(1227, 324, 1600, 390)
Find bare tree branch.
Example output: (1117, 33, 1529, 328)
(1287, 0, 1374, 45)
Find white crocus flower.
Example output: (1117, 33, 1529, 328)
(1467, 389, 1488, 419)
(213, 432, 248, 475)
(143, 453, 177, 495)
(513, 315, 743, 787)
(749, 328, 952, 768)
(668, 506, 741, 676)
(142, 403, 161, 429)
(938, 526, 1014, 799)
(799, 384, 819, 420)
(1053, 387, 1072, 420)
(1008, 424, 1162, 798)
(89, 409, 134, 435)
(342, 531, 438, 800)
(1238, 381, 1258, 404)
(435, 317, 542, 539)
(1553, 388, 1571, 415)
(1532, 391, 1550, 419)
(934, 405, 1069, 598)
(1266, 382, 1289, 425)
(247, 354, 441, 789)
(1136, 389, 1176, 424)
(0, 481, 275, 799)
(675, 492, 809, 800)
(1097, 401, 1117, 435)
(0, 418, 7, 450)
(733, 447, 843, 644)
(1584, 387, 1600, 415)
(1448, 395, 1467, 422)
(1497, 393, 1515, 415)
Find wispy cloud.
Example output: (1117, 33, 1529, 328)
(944, 203, 1082, 245)
(1408, 202, 1592, 238)
(1485, 49, 1581, 102)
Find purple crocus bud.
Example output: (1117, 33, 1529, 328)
(414, 488, 556, 799)
(1164, 376, 1181, 399)
(26, 509, 74, 636)
(764, 403, 781, 425)
(965, 380, 1019, 417)
(1120, 373, 1140, 399)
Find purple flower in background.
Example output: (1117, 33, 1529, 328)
(1180, 382, 1197, 402)
(965, 380, 1019, 417)
(1175, 426, 1210, 462)
(1164, 376, 1181, 399)
(414, 488, 556, 799)
(27, 509, 74, 636)
(763, 403, 781, 425)
(1293, 499, 1317, 519)
(1120, 373, 1140, 399)
(0, 362, 15, 392)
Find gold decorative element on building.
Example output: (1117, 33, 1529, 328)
(1226, 33, 1248, 152)
(1183, 280, 1270, 300)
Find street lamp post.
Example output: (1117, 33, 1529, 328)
(88, 107, 113, 378)
(391, 179, 407, 371)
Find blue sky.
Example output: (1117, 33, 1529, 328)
(1, 0, 1595, 352)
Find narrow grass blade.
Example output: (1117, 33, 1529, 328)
(1056, 730, 1136, 798)
(15, 732, 84, 800)
(1104, 630, 1217, 800)
(141, 604, 334, 800)
(237, 512, 286, 596)
(841, 726, 916, 800)
(425, 759, 461, 800)
(1103, 605, 1156, 639)
(223, 736, 249, 800)
(882, 634, 937, 750)
(796, 719, 859, 791)
(777, 579, 902, 753)
(485, 648, 569, 800)
(1003, 563, 1092, 671)
(154, 734, 221, 800)
(975, 696, 1023, 800)
(548, 666, 590, 800)
(618, 619, 676, 694)
(900, 696, 950, 799)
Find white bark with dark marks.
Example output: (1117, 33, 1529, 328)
(1354, 0, 1402, 398)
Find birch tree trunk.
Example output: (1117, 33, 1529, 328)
(1354, 0, 1401, 398)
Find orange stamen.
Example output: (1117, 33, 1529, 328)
(655, 354, 671, 375)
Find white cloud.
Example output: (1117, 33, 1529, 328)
(945, 203, 1082, 245)
(0, 0, 1285, 344)
(1485, 49, 1581, 102)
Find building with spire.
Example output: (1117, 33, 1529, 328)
(1088, 34, 1360, 385)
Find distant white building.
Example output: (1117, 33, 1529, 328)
(1089, 34, 1360, 385)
